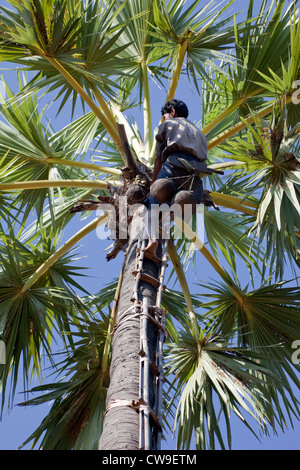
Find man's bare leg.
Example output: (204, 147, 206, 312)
(145, 238, 158, 256)
(145, 208, 159, 256)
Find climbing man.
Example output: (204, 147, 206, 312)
(145, 99, 208, 256)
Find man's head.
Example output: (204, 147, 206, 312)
(161, 99, 189, 120)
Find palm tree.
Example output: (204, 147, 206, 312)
(0, 0, 300, 450)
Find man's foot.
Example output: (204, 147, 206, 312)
(145, 239, 158, 256)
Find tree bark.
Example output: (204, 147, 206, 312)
(99, 238, 161, 450)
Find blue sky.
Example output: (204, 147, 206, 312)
(0, 0, 300, 451)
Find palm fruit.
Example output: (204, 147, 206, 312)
(125, 184, 147, 204)
(150, 178, 177, 204)
(171, 190, 197, 221)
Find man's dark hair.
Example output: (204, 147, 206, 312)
(161, 99, 189, 118)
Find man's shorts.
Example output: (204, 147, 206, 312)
(147, 153, 204, 207)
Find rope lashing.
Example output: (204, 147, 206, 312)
(104, 398, 162, 431)
(111, 309, 167, 338)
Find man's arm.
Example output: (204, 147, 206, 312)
(151, 121, 168, 183)
(151, 157, 162, 184)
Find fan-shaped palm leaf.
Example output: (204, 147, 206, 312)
(219, 100, 300, 276)
(166, 326, 279, 450)
(203, 0, 300, 140)
(0, 0, 299, 452)
(0, 220, 91, 413)
(204, 209, 264, 279)
(197, 278, 300, 432)
(152, 0, 238, 84)
(18, 310, 109, 450)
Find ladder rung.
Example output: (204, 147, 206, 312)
(149, 361, 160, 376)
(132, 271, 161, 288)
(143, 251, 163, 264)
(140, 273, 161, 288)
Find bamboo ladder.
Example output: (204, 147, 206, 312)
(117, 124, 168, 449)
(131, 237, 169, 451)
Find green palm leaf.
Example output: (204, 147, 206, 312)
(203, 0, 300, 139)
(0, 0, 130, 117)
(166, 326, 279, 450)
(198, 278, 300, 432)
(251, 6, 300, 126)
(153, 0, 238, 84)
(204, 209, 264, 278)
(18, 311, 109, 450)
(0, 76, 119, 231)
(0, 77, 87, 222)
(0, 0, 300, 452)
(0, 221, 90, 412)
(218, 100, 300, 276)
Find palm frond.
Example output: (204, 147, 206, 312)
(165, 326, 280, 450)
(153, 0, 238, 85)
(202, 0, 300, 138)
(1, 0, 300, 452)
(197, 277, 300, 432)
(18, 311, 109, 450)
(218, 99, 300, 277)
(204, 209, 264, 280)
(0, 220, 90, 412)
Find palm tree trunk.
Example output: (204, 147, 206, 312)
(99, 237, 161, 450)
